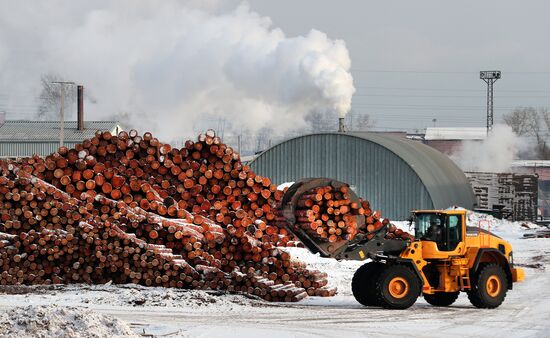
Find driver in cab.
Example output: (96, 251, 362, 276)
(426, 218, 443, 242)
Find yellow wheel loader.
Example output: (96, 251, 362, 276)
(281, 178, 525, 309)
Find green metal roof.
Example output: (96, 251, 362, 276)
(0, 120, 121, 142)
(250, 132, 475, 220)
(348, 132, 475, 211)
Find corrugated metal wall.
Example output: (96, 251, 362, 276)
(0, 141, 81, 158)
(250, 133, 433, 220)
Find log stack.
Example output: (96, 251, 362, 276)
(284, 184, 414, 243)
(0, 129, 333, 301)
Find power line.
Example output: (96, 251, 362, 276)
(353, 93, 550, 98)
(351, 69, 550, 74)
(351, 70, 474, 74)
(353, 86, 550, 93)
(351, 103, 517, 109)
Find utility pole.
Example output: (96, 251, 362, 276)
(52, 81, 75, 147)
(480, 71, 501, 135)
(237, 134, 241, 155)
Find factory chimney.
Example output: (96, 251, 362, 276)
(338, 117, 346, 132)
(77, 85, 84, 131)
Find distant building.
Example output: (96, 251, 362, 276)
(422, 127, 486, 155)
(511, 160, 550, 180)
(354, 131, 409, 139)
(511, 160, 550, 219)
(0, 120, 123, 158)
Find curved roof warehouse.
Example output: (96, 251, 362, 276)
(249, 132, 475, 220)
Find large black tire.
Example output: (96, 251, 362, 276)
(352, 262, 384, 306)
(375, 264, 421, 309)
(467, 263, 508, 309)
(424, 292, 460, 307)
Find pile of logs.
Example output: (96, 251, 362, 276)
(385, 223, 415, 241)
(0, 130, 335, 301)
(288, 185, 414, 242)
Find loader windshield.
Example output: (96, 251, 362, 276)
(415, 213, 446, 242)
(414, 212, 462, 251)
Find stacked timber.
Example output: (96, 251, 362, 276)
(290, 185, 362, 242)
(283, 184, 414, 243)
(0, 130, 332, 301)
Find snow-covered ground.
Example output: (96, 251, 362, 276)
(1, 212, 549, 338)
(0, 305, 140, 338)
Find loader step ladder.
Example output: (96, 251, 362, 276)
(459, 266, 471, 289)
(452, 258, 471, 289)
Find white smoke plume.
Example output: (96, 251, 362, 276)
(451, 124, 528, 173)
(0, 1, 355, 142)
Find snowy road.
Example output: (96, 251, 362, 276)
(1, 235, 548, 337)
(93, 238, 550, 338)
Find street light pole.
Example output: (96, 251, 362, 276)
(60, 85, 65, 147)
(52, 81, 75, 147)
(480, 71, 501, 135)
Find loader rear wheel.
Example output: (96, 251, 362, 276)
(352, 262, 383, 306)
(375, 264, 420, 309)
(424, 292, 460, 307)
(467, 264, 508, 309)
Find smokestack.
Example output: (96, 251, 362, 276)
(77, 85, 84, 130)
(338, 117, 345, 132)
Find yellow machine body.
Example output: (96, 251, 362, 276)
(400, 209, 524, 295)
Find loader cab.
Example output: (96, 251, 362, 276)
(414, 211, 463, 252)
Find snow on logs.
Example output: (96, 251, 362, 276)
(0, 130, 334, 301)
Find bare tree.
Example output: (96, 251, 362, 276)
(502, 107, 532, 135)
(37, 73, 76, 120)
(254, 127, 274, 153)
(304, 110, 375, 133)
(527, 108, 547, 158)
(348, 112, 374, 131)
(305, 110, 336, 132)
(504, 106, 550, 159)
(538, 107, 550, 132)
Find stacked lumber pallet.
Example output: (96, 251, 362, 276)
(0, 130, 334, 301)
(287, 184, 414, 242)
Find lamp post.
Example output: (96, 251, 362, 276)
(52, 81, 75, 147)
(480, 71, 501, 135)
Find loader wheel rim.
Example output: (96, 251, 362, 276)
(388, 277, 409, 299)
(486, 275, 501, 297)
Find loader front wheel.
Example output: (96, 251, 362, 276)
(352, 262, 384, 306)
(375, 264, 420, 309)
(424, 292, 460, 307)
(467, 264, 508, 309)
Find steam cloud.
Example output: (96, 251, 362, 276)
(451, 124, 528, 172)
(0, 1, 355, 141)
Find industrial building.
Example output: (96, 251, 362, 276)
(0, 120, 122, 158)
(250, 132, 475, 220)
(422, 127, 486, 155)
